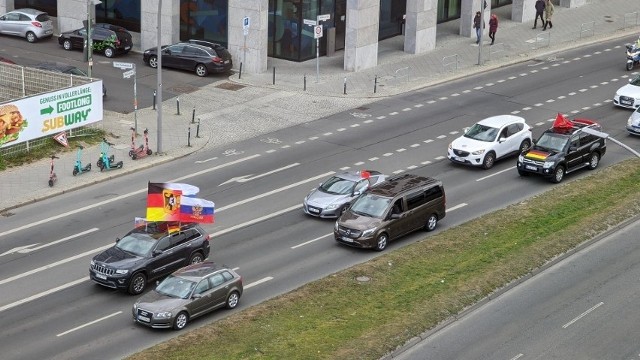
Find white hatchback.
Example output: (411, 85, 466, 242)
(448, 115, 532, 169)
(614, 75, 640, 109)
(0, 8, 53, 43)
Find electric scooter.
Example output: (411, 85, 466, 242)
(48, 155, 59, 187)
(97, 138, 124, 171)
(72, 145, 91, 176)
(129, 127, 153, 160)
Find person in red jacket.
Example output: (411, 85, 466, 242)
(489, 14, 498, 45)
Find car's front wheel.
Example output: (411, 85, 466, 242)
(128, 272, 146, 295)
(424, 214, 438, 231)
(104, 47, 115, 58)
(195, 63, 208, 77)
(519, 139, 532, 154)
(173, 311, 188, 330)
(375, 233, 388, 252)
(63, 39, 72, 50)
(550, 165, 565, 183)
(587, 152, 600, 170)
(482, 151, 496, 170)
(148, 55, 158, 68)
(226, 291, 240, 309)
(26, 31, 37, 43)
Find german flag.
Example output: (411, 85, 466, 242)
(146, 182, 182, 221)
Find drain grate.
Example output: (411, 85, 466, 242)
(215, 82, 246, 91)
(168, 85, 199, 94)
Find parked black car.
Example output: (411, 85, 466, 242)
(90, 222, 211, 295)
(58, 23, 133, 58)
(33, 62, 107, 97)
(143, 42, 233, 77)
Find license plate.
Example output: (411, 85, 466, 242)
(125, 46, 131, 50)
(525, 165, 537, 171)
(224, 60, 230, 64)
(137, 315, 150, 322)
(45, 30, 52, 34)
(621, 99, 632, 105)
(95, 273, 107, 280)
(341, 237, 353, 243)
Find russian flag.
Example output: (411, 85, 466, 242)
(180, 197, 215, 224)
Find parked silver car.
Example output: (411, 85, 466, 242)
(303, 170, 387, 218)
(132, 262, 243, 330)
(0, 8, 53, 42)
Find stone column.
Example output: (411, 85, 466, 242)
(560, 0, 587, 8)
(460, 0, 491, 38)
(512, 0, 535, 23)
(344, 0, 379, 72)
(140, 0, 179, 52)
(404, 0, 437, 54)
(0, 0, 14, 15)
(228, 0, 268, 74)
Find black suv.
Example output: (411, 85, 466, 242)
(33, 62, 107, 97)
(58, 23, 133, 58)
(90, 222, 210, 295)
(517, 117, 606, 183)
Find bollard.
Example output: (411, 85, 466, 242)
(187, 126, 192, 147)
(239, 62, 243, 79)
(191, 107, 196, 123)
(304, 74, 306, 91)
(176, 96, 180, 115)
(196, 118, 201, 138)
(272, 67, 276, 85)
(152, 90, 156, 110)
(343, 77, 347, 95)
(374, 75, 378, 94)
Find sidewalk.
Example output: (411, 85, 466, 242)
(1, 0, 639, 213)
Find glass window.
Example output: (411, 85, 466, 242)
(210, 273, 225, 287)
(14, 0, 57, 17)
(379, 0, 405, 40)
(195, 279, 211, 294)
(95, 0, 141, 32)
(180, 0, 229, 49)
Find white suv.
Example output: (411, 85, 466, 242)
(448, 115, 532, 169)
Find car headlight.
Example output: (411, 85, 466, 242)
(90, 260, 95, 266)
(448, 143, 452, 150)
(334, 221, 339, 231)
(471, 149, 485, 155)
(325, 203, 339, 210)
(132, 303, 138, 312)
(518, 154, 524, 162)
(155, 311, 172, 319)
(115, 269, 129, 275)
(361, 228, 376, 237)
(543, 161, 554, 169)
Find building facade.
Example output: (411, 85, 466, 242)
(1, 0, 586, 73)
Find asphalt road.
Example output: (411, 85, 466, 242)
(0, 37, 638, 360)
(0, 35, 230, 113)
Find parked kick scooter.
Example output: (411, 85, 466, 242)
(129, 127, 153, 160)
(97, 138, 115, 169)
(72, 145, 92, 176)
(97, 138, 124, 171)
(48, 155, 59, 187)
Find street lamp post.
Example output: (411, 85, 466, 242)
(86, 0, 102, 77)
(156, 0, 163, 153)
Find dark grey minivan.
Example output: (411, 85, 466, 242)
(334, 173, 446, 251)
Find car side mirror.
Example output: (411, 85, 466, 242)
(498, 137, 506, 143)
(152, 249, 163, 256)
(164, 49, 171, 55)
(192, 293, 202, 299)
(115, 237, 121, 243)
(569, 146, 578, 152)
(390, 213, 401, 219)
(353, 190, 361, 197)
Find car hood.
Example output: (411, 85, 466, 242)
(306, 189, 350, 207)
(136, 290, 190, 312)
(93, 246, 142, 267)
(522, 148, 557, 161)
(338, 210, 383, 231)
(450, 135, 491, 152)
(143, 45, 169, 54)
(616, 83, 640, 98)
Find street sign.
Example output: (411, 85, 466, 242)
(113, 61, 134, 69)
(314, 25, 323, 39)
(53, 131, 69, 147)
(303, 19, 316, 26)
(318, 14, 331, 21)
(123, 69, 135, 78)
(242, 16, 250, 29)
(243, 27, 249, 36)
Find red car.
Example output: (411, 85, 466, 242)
(0, 55, 16, 64)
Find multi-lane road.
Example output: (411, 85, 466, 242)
(0, 37, 638, 360)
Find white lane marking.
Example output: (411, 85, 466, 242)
(210, 204, 300, 238)
(195, 157, 218, 164)
(57, 311, 122, 337)
(0, 278, 87, 313)
(244, 276, 273, 289)
(0, 154, 261, 240)
(562, 302, 604, 329)
(216, 172, 335, 212)
(219, 163, 300, 186)
(509, 354, 524, 360)
(447, 203, 467, 212)
(291, 233, 332, 249)
(0, 244, 112, 286)
(0, 228, 99, 256)
(476, 167, 514, 182)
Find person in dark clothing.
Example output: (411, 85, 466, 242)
(489, 14, 498, 45)
(533, 0, 546, 29)
(473, 11, 483, 44)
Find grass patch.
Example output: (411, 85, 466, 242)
(0, 129, 105, 170)
(127, 159, 640, 360)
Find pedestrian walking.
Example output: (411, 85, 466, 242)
(533, 0, 546, 29)
(543, 0, 554, 30)
(489, 14, 498, 45)
(473, 11, 483, 44)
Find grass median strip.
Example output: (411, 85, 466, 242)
(127, 159, 640, 360)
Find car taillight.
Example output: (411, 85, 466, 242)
(212, 56, 223, 64)
(32, 22, 42, 28)
(115, 39, 121, 46)
(205, 234, 210, 242)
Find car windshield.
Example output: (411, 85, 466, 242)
(115, 233, 156, 257)
(155, 275, 196, 299)
(349, 193, 391, 218)
(464, 123, 499, 142)
(630, 76, 640, 86)
(319, 176, 355, 195)
(535, 133, 569, 152)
